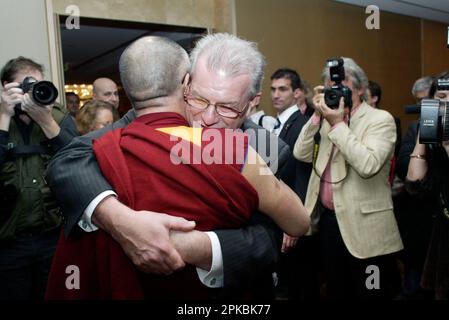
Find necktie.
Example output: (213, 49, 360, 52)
(273, 117, 281, 130)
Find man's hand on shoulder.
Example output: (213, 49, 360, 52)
(92, 196, 196, 274)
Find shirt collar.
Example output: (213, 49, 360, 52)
(249, 110, 265, 123)
(277, 104, 299, 124)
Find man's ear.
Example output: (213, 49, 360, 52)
(245, 93, 261, 117)
(293, 88, 302, 100)
(357, 87, 366, 102)
(182, 73, 190, 92)
(372, 96, 378, 104)
(250, 93, 261, 106)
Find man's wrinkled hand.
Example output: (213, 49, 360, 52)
(21, 93, 54, 125)
(112, 209, 196, 275)
(317, 96, 345, 127)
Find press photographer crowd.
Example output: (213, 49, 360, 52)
(1, 32, 449, 301)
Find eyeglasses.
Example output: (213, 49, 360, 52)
(184, 90, 250, 119)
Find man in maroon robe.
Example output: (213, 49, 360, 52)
(46, 36, 258, 299)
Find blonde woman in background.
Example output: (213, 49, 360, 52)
(76, 100, 119, 135)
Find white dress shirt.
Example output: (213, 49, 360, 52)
(272, 104, 299, 136)
(249, 110, 278, 131)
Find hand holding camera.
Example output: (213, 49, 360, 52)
(21, 92, 55, 126)
(317, 96, 346, 126)
(1, 76, 58, 116)
(1, 77, 60, 138)
(0, 82, 22, 117)
(312, 85, 325, 116)
(18, 76, 58, 107)
(324, 58, 352, 110)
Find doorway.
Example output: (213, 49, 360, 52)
(59, 15, 207, 114)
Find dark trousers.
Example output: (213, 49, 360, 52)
(277, 235, 321, 300)
(0, 229, 59, 300)
(319, 208, 400, 300)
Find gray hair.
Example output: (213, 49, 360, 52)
(189, 33, 266, 98)
(119, 36, 190, 109)
(411, 76, 433, 97)
(322, 57, 369, 101)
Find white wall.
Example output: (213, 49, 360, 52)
(0, 0, 52, 84)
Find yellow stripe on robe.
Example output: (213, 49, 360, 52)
(156, 126, 203, 147)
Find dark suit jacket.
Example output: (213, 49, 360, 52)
(278, 108, 313, 202)
(46, 111, 290, 289)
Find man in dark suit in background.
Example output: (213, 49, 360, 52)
(271, 68, 314, 202)
(270, 68, 319, 299)
(46, 33, 290, 298)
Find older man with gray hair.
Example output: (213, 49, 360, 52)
(294, 57, 403, 299)
(411, 76, 434, 104)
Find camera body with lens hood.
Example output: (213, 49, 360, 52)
(16, 76, 58, 110)
(324, 58, 352, 110)
(408, 78, 449, 144)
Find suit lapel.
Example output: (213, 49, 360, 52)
(349, 102, 369, 124)
(279, 111, 299, 139)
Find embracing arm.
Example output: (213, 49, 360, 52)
(46, 110, 135, 235)
(242, 146, 310, 237)
(46, 126, 117, 234)
(46, 110, 195, 275)
(173, 128, 291, 288)
(206, 127, 290, 288)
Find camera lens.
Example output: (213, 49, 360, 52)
(324, 88, 341, 109)
(328, 92, 338, 100)
(31, 81, 58, 105)
(441, 101, 449, 141)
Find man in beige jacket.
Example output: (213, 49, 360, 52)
(293, 57, 403, 299)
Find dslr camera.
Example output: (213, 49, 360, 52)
(407, 78, 449, 144)
(324, 58, 352, 109)
(16, 76, 58, 108)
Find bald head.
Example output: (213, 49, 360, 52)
(119, 36, 190, 110)
(92, 77, 119, 109)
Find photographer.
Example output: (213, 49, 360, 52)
(394, 76, 435, 300)
(293, 57, 403, 299)
(406, 72, 449, 300)
(0, 57, 77, 300)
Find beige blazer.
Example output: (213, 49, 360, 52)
(293, 102, 403, 259)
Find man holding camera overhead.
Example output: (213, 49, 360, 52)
(0, 57, 77, 300)
(293, 57, 403, 299)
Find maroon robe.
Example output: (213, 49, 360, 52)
(46, 112, 258, 299)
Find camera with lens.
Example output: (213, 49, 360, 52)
(324, 58, 352, 109)
(405, 78, 449, 144)
(15, 76, 58, 110)
(419, 98, 449, 144)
